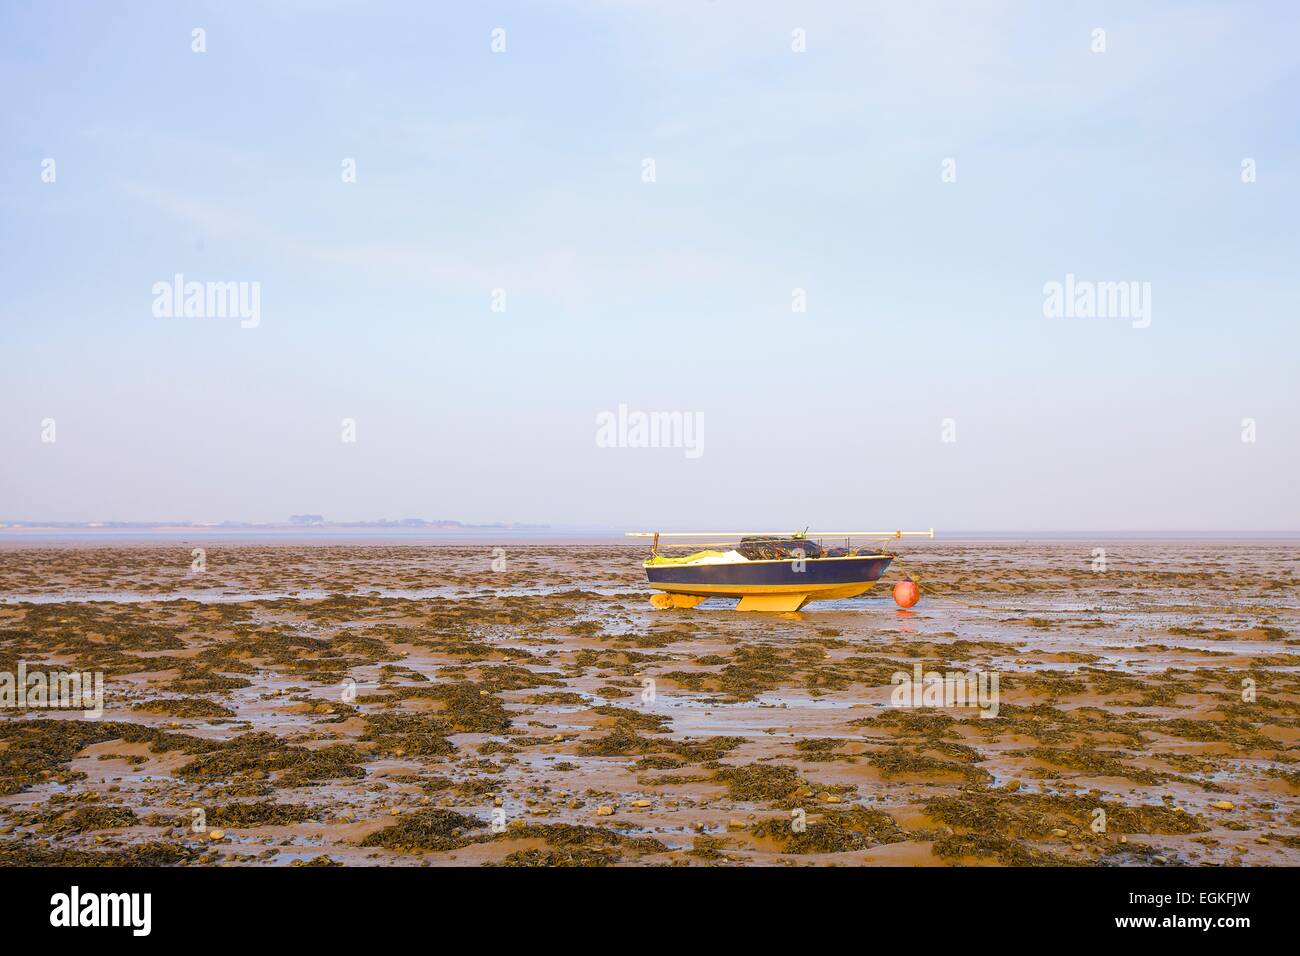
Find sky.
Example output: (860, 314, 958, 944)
(1, 0, 1297, 531)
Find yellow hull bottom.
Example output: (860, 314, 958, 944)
(648, 581, 877, 613)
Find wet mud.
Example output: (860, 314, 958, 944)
(0, 540, 1296, 866)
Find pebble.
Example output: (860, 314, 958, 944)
(1211, 801, 1235, 811)
(630, 799, 651, 808)
(595, 805, 614, 816)
(1051, 828, 1068, 837)
(209, 829, 226, 840)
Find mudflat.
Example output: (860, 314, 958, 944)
(0, 540, 1296, 867)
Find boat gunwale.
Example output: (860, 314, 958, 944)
(643, 553, 895, 568)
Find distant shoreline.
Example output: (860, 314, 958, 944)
(1, 529, 1297, 548)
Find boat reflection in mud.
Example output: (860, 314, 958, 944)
(626, 529, 934, 612)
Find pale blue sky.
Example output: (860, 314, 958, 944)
(2, 1, 1297, 530)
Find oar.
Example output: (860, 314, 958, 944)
(626, 529, 935, 538)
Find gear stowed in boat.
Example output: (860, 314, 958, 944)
(625, 528, 935, 612)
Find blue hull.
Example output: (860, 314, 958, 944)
(646, 555, 894, 590)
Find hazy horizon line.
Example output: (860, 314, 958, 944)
(2, 526, 1297, 539)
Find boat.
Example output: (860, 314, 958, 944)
(626, 529, 935, 612)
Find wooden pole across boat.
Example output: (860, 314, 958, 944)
(626, 529, 935, 538)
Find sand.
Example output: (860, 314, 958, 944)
(0, 539, 1296, 867)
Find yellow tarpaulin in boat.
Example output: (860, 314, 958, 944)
(644, 550, 726, 566)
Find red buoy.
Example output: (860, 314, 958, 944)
(893, 578, 920, 609)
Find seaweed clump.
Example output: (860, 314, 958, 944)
(359, 808, 486, 852)
(577, 723, 658, 757)
(924, 790, 1208, 838)
(868, 748, 991, 784)
(483, 823, 666, 865)
(359, 712, 456, 758)
(0, 719, 216, 796)
(496, 847, 616, 867)
(1023, 746, 1162, 784)
(752, 805, 908, 854)
(931, 832, 1071, 866)
(487, 822, 666, 855)
(206, 801, 321, 828)
(429, 682, 512, 733)
(176, 733, 366, 786)
(0, 840, 197, 867)
(714, 764, 804, 802)
(38, 805, 139, 835)
(132, 697, 236, 720)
